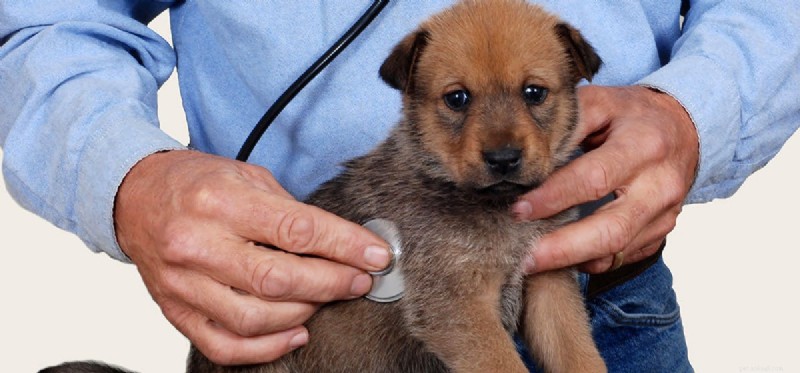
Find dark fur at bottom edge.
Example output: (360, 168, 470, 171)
(39, 361, 135, 373)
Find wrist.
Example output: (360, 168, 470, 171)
(113, 149, 196, 257)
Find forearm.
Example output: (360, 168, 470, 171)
(638, 0, 800, 203)
(0, 1, 183, 261)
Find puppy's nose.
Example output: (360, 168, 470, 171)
(483, 147, 522, 176)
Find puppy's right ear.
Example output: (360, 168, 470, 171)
(379, 30, 429, 92)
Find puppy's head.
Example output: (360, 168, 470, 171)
(381, 0, 601, 198)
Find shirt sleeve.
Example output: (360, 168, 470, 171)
(637, 1, 800, 204)
(0, 1, 185, 261)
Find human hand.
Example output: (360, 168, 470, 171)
(514, 85, 699, 274)
(114, 150, 391, 365)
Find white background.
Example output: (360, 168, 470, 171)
(2, 13, 798, 373)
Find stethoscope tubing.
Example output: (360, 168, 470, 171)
(236, 0, 390, 162)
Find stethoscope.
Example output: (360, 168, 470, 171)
(235, 1, 404, 303)
(235, 0, 389, 163)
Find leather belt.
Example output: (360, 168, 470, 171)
(586, 239, 666, 299)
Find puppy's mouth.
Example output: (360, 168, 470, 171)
(476, 181, 535, 196)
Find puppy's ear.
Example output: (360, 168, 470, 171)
(555, 23, 602, 82)
(380, 30, 429, 91)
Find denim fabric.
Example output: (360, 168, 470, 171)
(517, 257, 692, 372)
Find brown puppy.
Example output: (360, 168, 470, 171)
(187, 1, 605, 372)
(43, 2, 603, 373)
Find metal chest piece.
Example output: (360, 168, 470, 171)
(362, 219, 405, 303)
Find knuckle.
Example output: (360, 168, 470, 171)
(579, 84, 604, 103)
(185, 181, 226, 215)
(663, 217, 677, 235)
(202, 340, 240, 366)
(242, 163, 276, 183)
(161, 226, 200, 265)
(602, 214, 634, 254)
(626, 200, 648, 221)
(327, 226, 360, 262)
(585, 159, 613, 200)
(251, 256, 293, 299)
(630, 127, 671, 165)
(663, 188, 684, 208)
(643, 130, 670, 160)
(636, 242, 662, 262)
(275, 210, 317, 253)
(234, 305, 269, 337)
(658, 212, 679, 236)
(538, 236, 576, 269)
(661, 174, 687, 206)
(552, 247, 576, 269)
(159, 300, 190, 327)
(158, 270, 186, 297)
(582, 258, 612, 274)
(670, 204, 683, 218)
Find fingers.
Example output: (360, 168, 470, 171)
(513, 137, 638, 221)
(229, 192, 392, 273)
(527, 186, 679, 274)
(157, 219, 375, 303)
(160, 267, 319, 338)
(578, 206, 672, 274)
(161, 299, 309, 366)
(579, 239, 664, 274)
(204, 243, 375, 303)
(527, 205, 637, 273)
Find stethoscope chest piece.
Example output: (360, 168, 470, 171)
(362, 218, 405, 303)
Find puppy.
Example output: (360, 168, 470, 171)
(190, 1, 604, 372)
(44, 1, 605, 372)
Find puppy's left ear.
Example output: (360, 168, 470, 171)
(555, 23, 602, 82)
(380, 30, 429, 92)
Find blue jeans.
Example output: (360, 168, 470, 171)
(517, 256, 693, 372)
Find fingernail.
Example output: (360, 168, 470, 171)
(512, 200, 533, 220)
(289, 330, 309, 349)
(364, 246, 391, 270)
(350, 273, 373, 296)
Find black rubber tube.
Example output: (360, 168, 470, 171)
(236, 0, 390, 162)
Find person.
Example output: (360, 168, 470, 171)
(1, 1, 798, 372)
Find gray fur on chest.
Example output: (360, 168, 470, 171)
(396, 214, 546, 334)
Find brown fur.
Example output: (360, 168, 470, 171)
(189, 1, 605, 372)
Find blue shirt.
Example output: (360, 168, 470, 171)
(2, 1, 799, 262)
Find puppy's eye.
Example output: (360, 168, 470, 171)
(522, 85, 548, 105)
(443, 90, 471, 111)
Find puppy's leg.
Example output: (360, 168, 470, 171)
(406, 271, 528, 373)
(522, 269, 606, 373)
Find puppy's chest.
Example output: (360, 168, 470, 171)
(399, 212, 541, 274)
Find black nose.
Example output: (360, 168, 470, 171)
(483, 147, 522, 176)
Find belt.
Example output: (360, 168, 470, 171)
(585, 239, 666, 299)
